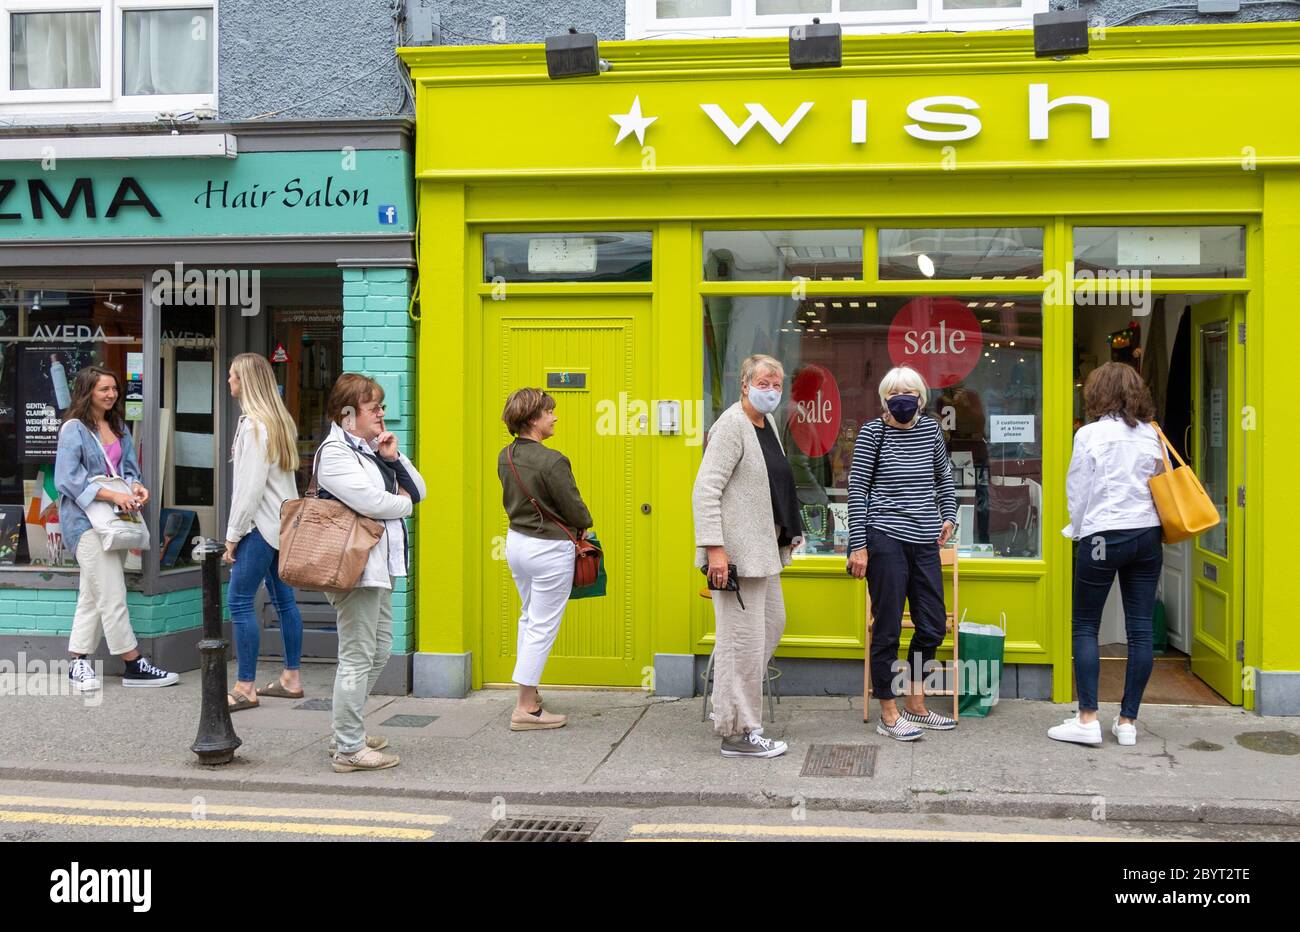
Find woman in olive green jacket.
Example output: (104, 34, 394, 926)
(498, 388, 593, 732)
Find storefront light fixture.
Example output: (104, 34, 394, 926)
(103, 293, 123, 313)
(789, 18, 842, 70)
(0, 134, 236, 160)
(545, 28, 606, 79)
(30, 291, 41, 312)
(1033, 7, 1090, 59)
(917, 253, 936, 278)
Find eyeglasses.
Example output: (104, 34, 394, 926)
(363, 403, 387, 416)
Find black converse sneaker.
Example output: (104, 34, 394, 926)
(122, 656, 179, 687)
(68, 658, 101, 693)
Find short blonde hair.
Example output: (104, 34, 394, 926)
(878, 366, 929, 408)
(740, 354, 784, 387)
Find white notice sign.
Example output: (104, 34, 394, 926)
(528, 237, 598, 274)
(990, 415, 1035, 444)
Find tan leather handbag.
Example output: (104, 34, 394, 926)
(1148, 422, 1221, 544)
(279, 443, 384, 593)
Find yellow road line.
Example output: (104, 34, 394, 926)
(629, 823, 1159, 842)
(0, 810, 433, 840)
(0, 794, 448, 826)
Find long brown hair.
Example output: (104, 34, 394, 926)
(1083, 362, 1155, 429)
(62, 364, 127, 437)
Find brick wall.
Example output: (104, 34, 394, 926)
(342, 267, 418, 655)
(0, 584, 209, 636)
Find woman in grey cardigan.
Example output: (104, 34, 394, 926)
(693, 354, 803, 759)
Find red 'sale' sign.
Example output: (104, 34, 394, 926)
(789, 364, 841, 457)
(887, 297, 983, 388)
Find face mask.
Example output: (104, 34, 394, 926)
(748, 387, 782, 414)
(887, 394, 920, 423)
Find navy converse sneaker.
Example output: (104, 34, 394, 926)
(122, 656, 179, 687)
(68, 657, 101, 693)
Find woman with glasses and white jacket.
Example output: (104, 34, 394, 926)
(316, 373, 426, 773)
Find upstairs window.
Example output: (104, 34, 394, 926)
(0, 2, 216, 113)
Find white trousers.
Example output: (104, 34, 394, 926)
(68, 533, 138, 657)
(506, 529, 575, 687)
(710, 574, 786, 738)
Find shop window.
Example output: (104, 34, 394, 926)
(483, 232, 652, 283)
(0, 283, 143, 569)
(1073, 226, 1246, 279)
(159, 305, 217, 570)
(631, 0, 1046, 39)
(703, 294, 1043, 559)
(704, 229, 863, 282)
(0, 2, 216, 112)
(879, 227, 1043, 280)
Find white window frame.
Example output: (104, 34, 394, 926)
(0, 0, 216, 114)
(628, 0, 1050, 40)
(114, 0, 217, 111)
(0, 2, 111, 104)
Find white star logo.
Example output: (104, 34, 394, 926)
(610, 96, 657, 146)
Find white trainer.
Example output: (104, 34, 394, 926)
(1048, 716, 1103, 746)
(1112, 717, 1137, 746)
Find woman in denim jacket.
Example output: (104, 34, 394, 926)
(55, 364, 178, 692)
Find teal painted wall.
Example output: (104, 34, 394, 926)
(0, 584, 212, 636)
(343, 267, 417, 655)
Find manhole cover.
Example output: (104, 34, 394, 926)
(380, 713, 439, 728)
(1235, 731, 1300, 755)
(801, 744, 877, 778)
(482, 817, 599, 842)
(293, 699, 333, 711)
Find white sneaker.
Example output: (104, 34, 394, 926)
(1112, 717, 1137, 746)
(68, 658, 100, 693)
(1048, 716, 1103, 746)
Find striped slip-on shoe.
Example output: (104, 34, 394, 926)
(900, 708, 957, 731)
(876, 717, 924, 742)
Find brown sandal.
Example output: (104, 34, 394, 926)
(256, 678, 304, 699)
(228, 691, 259, 712)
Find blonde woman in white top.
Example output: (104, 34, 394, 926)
(223, 353, 304, 712)
(1049, 362, 1166, 749)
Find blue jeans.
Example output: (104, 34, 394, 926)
(1072, 526, 1163, 720)
(228, 528, 303, 683)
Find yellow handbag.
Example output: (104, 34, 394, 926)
(1148, 423, 1221, 544)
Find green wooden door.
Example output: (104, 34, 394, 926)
(482, 297, 652, 686)
(1189, 296, 1245, 703)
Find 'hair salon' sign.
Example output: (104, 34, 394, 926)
(0, 149, 411, 240)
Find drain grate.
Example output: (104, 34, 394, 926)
(482, 817, 600, 842)
(380, 713, 439, 728)
(293, 698, 333, 711)
(801, 743, 877, 778)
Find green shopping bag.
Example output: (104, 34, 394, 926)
(957, 610, 1006, 717)
(569, 533, 607, 600)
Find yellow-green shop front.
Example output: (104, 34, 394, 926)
(401, 24, 1300, 715)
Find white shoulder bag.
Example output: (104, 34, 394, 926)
(83, 427, 151, 552)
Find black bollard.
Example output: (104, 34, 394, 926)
(190, 537, 241, 764)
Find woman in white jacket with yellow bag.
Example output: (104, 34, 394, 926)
(224, 353, 303, 712)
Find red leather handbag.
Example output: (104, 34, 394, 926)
(506, 443, 602, 588)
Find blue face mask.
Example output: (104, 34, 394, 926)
(748, 387, 782, 415)
(887, 394, 920, 423)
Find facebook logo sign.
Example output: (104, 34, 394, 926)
(378, 205, 398, 225)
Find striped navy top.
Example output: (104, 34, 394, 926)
(847, 415, 958, 551)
